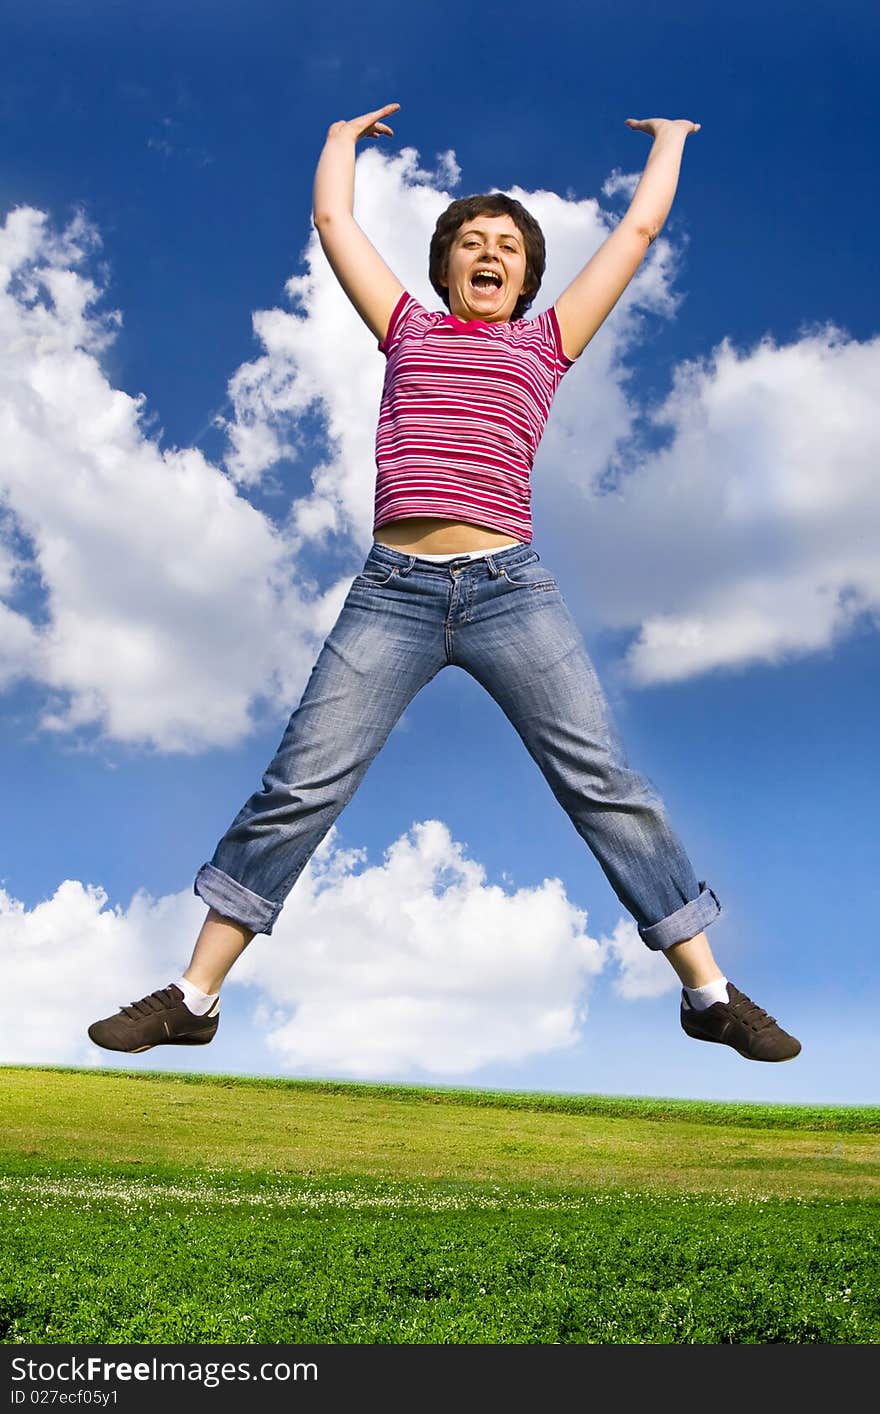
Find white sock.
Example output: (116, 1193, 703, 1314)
(683, 976, 729, 1010)
(175, 975, 220, 1016)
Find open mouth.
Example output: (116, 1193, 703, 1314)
(469, 269, 504, 293)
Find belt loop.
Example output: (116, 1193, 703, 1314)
(398, 554, 416, 577)
(486, 553, 501, 578)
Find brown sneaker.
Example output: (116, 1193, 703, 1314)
(88, 983, 219, 1054)
(680, 982, 801, 1062)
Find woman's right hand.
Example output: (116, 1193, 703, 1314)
(327, 104, 400, 145)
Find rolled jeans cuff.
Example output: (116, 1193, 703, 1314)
(638, 882, 722, 952)
(193, 863, 280, 936)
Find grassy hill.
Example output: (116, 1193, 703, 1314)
(1, 1066, 878, 1343)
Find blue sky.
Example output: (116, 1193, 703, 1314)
(2, 0, 878, 1104)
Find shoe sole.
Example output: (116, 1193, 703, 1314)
(128, 1036, 216, 1053)
(90, 1031, 217, 1054)
(682, 1023, 801, 1062)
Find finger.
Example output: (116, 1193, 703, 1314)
(353, 105, 397, 128)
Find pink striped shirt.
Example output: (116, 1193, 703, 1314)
(374, 292, 575, 543)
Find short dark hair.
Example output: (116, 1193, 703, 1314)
(428, 192, 546, 321)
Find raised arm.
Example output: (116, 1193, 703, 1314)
(554, 118, 701, 362)
(312, 103, 406, 345)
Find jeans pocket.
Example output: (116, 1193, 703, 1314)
(354, 561, 399, 588)
(501, 552, 556, 590)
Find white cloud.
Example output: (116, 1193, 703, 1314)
(546, 325, 880, 683)
(600, 918, 679, 1001)
(0, 205, 340, 751)
(601, 168, 641, 203)
(236, 818, 606, 1078)
(0, 820, 618, 1078)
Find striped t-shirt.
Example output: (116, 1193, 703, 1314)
(374, 292, 575, 543)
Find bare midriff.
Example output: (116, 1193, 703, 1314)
(374, 517, 524, 555)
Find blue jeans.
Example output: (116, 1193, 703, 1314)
(194, 540, 721, 947)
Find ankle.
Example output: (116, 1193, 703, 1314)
(683, 976, 729, 1010)
(679, 966, 724, 990)
(177, 974, 221, 1015)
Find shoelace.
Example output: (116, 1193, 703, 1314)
(728, 989, 778, 1032)
(121, 986, 179, 1020)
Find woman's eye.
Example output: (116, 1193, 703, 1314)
(461, 240, 517, 252)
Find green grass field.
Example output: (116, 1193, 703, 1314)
(1, 1065, 878, 1344)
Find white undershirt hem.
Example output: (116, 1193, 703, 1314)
(391, 541, 521, 562)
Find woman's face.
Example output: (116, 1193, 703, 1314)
(442, 215, 529, 322)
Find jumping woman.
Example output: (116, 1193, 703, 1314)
(89, 105, 800, 1065)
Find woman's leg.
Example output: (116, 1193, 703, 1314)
(183, 908, 255, 995)
(89, 550, 449, 1052)
(456, 554, 722, 955)
(454, 547, 800, 1060)
(192, 559, 447, 941)
(88, 551, 448, 1052)
(663, 930, 724, 987)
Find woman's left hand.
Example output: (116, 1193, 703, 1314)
(625, 117, 701, 137)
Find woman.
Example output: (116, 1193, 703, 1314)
(89, 105, 800, 1064)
